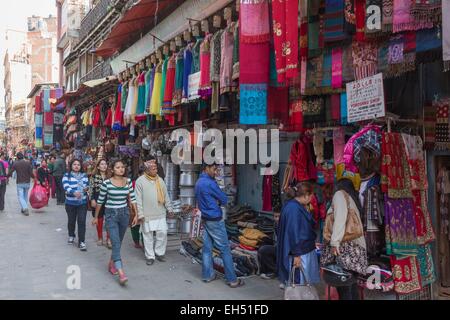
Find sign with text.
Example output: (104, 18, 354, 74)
(188, 72, 201, 101)
(346, 73, 385, 123)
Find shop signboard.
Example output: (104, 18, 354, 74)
(346, 73, 385, 123)
(188, 72, 201, 101)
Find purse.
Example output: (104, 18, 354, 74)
(284, 265, 319, 300)
(323, 191, 363, 243)
(320, 241, 368, 275)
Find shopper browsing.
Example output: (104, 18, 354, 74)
(0, 152, 9, 212)
(63, 159, 89, 251)
(135, 158, 173, 265)
(195, 163, 244, 288)
(92, 159, 138, 286)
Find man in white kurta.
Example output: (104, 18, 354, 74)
(136, 162, 173, 265)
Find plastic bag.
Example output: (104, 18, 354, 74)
(29, 181, 49, 209)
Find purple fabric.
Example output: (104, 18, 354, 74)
(384, 195, 419, 256)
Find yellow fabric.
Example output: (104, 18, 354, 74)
(130, 77, 139, 121)
(239, 236, 259, 248)
(144, 173, 165, 205)
(241, 228, 268, 241)
(150, 63, 163, 116)
(336, 163, 361, 191)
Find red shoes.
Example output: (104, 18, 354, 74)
(109, 261, 118, 275)
(119, 273, 128, 286)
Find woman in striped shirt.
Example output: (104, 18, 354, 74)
(89, 159, 111, 248)
(92, 159, 137, 286)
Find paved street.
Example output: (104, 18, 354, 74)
(0, 181, 283, 300)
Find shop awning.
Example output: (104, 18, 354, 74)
(52, 86, 88, 106)
(94, 0, 174, 58)
(82, 76, 117, 88)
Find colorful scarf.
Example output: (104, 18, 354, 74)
(423, 102, 436, 149)
(240, 0, 270, 43)
(221, 24, 236, 94)
(413, 190, 436, 245)
(321, 49, 332, 88)
(390, 255, 422, 294)
(384, 195, 418, 256)
(144, 173, 165, 205)
(392, 0, 433, 33)
(344, 0, 356, 34)
(306, 55, 323, 90)
(435, 101, 450, 150)
(331, 47, 343, 89)
(340, 92, 348, 125)
(288, 100, 304, 131)
(411, 0, 441, 26)
(417, 244, 436, 287)
(355, 0, 366, 41)
(365, 0, 382, 34)
(380, 132, 413, 199)
(324, 0, 346, 43)
(382, 0, 394, 31)
(173, 51, 184, 107)
(163, 54, 176, 112)
(352, 41, 378, 80)
(272, 0, 299, 83)
(444, 0, 450, 72)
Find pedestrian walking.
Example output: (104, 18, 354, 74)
(48, 155, 57, 199)
(194, 163, 244, 288)
(135, 159, 173, 266)
(53, 153, 66, 205)
(92, 159, 137, 286)
(0, 152, 9, 212)
(89, 159, 111, 248)
(37, 160, 51, 199)
(8, 152, 34, 216)
(276, 182, 321, 290)
(63, 159, 89, 251)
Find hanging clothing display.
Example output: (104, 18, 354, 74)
(145, 66, 156, 113)
(150, 62, 163, 117)
(239, 0, 270, 44)
(324, 0, 346, 43)
(124, 78, 136, 125)
(199, 34, 212, 98)
(390, 255, 422, 294)
(173, 50, 184, 107)
(220, 23, 237, 95)
(136, 71, 147, 122)
(210, 29, 224, 113)
(182, 45, 193, 103)
(163, 54, 176, 114)
(443, 0, 450, 71)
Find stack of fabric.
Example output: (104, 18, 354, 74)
(238, 228, 271, 251)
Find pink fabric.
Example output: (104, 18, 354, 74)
(199, 35, 212, 98)
(240, 0, 270, 43)
(393, 0, 414, 33)
(262, 174, 273, 211)
(331, 47, 343, 89)
(333, 127, 345, 164)
(300, 58, 307, 94)
(343, 125, 382, 172)
(331, 94, 341, 120)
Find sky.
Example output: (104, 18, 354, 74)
(0, 0, 57, 109)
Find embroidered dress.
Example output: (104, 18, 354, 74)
(163, 54, 176, 115)
(150, 62, 163, 117)
(240, 0, 270, 44)
(380, 132, 413, 199)
(136, 72, 147, 122)
(173, 51, 184, 107)
(145, 67, 155, 114)
(113, 84, 124, 131)
(124, 79, 135, 125)
(210, 30, 223, 113)
(159, 57, 168, 114)
(384, 195, 418, 256)
(390, 255, 422, 294)
(182, 45, 193, 103)
(199, 34, 212, 98)
(220, 24, 236, 95)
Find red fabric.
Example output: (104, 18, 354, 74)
(268, 86, 289, 123)
(239, 42, 270, 84)
(199, 35, 212, 97)
(239, 244, 257, 251)
(262, 174, 273, 212)
(44, 112, 53, 126)
(96, 217, 109, 240)
(288, 100, 304, 132)
(289, 138, 316, 182)
(390, 255, 422, 294)
(35, 95, 42, 113)
(272, 0, 299, 83)
(105, 107, 113, 127)
(163, 54, 176, 107)
(29, 181, 49, 209)
(413, 190, 436, 245)
(114, 87, 124, 128)
(331, 94, 341, 120)
(300, 20, 308, 59)
(92, 104, 101, 128)
(355, 0, 366, 42)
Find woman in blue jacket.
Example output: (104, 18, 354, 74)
(276, 182, 320, 288)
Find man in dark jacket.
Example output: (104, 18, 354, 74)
(194, 163, 244, 288)
(52, 153, 66, 205)
(8, 152, 34, 216)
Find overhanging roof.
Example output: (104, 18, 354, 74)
(95, 0, 174, 58)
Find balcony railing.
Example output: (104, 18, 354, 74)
(78, 0, 128, 47)
(79, 60, 113, 84)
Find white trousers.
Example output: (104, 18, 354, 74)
(142, 230, 168, 260)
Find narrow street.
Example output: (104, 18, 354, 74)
(0, 181, 282, 300)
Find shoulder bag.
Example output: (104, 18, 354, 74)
(323, 191, 363, 243)
(284, 265, 319, 300)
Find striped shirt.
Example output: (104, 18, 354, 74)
(62, 172, 89, 206)
(97, 178, 137, 209)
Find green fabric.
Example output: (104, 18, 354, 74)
(121, 83, 128, 111)
(131, 225, 141, 243)
(159, 57, 169, 113)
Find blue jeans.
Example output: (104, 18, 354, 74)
(105, 207, 129, 270)
(17, 183, 30, 210)
(202, 220, 237, 283)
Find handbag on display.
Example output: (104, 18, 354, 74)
(284, 265, 320, 300)
(323, 191, 363, 242)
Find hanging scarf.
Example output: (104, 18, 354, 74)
(300, 0, 309, 59)
(386, 32, 416, 78)
(331, 47, 343, 88)
(352, 41, 378, 80)
(365, 0, 382, 34)
(305, 55, 323, 91)
(240, 0, 270, 43)
(342, 44, 354, 82)
(321, 49, 332, 88)
(443, 0, 450, 72)
(355, 0, 366, 42)
(324, 0, 346, 43)
(288, 100, 304, 131)
(382, 0, 394, 31)
(220, 24, 236, 94)
(272, 0, 299, 83)
(144, 173, 165, 205)
(308, 0, 321, 57)
(390, 255, 422, 294)
(411, 0, 441, 26)
(150, 62, 163, 116)
(435, 101, 450, 150)
(344, 0, 356, 34)
(423, 102, 437, 150)
(393, 0, 415, 33)
(417, 244, 436, 287)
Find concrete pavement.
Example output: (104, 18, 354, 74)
(0, 181, 283, 300)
